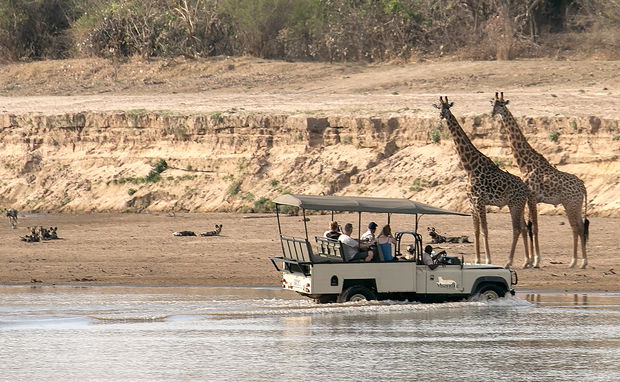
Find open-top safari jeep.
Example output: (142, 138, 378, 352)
(270, 194, 517, 303)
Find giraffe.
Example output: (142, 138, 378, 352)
(491, 92, 589, 269)
(434, 96, 531, 268)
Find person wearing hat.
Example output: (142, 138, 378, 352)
(361, 221, 378, 243)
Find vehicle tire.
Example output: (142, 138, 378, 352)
(474, 284, 506, 301)
(337, 286, 377, 303)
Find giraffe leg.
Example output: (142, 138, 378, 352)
(520, 219, 531, 269)
(528, 199, 541, 268)
(478, 207, 492, 264)
(565, 202, 585, 269)
(508, 204, 528, 269)
(472, 212, 482, 265)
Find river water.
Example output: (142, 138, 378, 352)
(1, 286, 619, 382)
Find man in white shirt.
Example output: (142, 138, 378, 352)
(360, 221, 378, 242)
(423, 245, 440, 270)
(339, 223, 374, 262)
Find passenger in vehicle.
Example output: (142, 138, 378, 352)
(360, 221, 378, 242)
(376, 224, 397, 261)
(324, 221, 341, 240)
(338, 223, 374, 262)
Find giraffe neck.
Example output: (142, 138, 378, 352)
(499, 108, 551, 173)
(443, 112, 494, 175)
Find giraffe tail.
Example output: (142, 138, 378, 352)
(583, 187, 589, 243)
(527, 220, 533, 240)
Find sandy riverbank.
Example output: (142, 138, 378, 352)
(1, 212, 618, 292)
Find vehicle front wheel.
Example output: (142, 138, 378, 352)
(473, 284, 506, 301)
(338, 286, 377, 303)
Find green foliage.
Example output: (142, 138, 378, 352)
(253, 196, 275, 212)
(492, 157, 511, 168)
(341, 135, 353, 144)
(430, 128, 441, 144)
(241, 192, 255, 202)
(570, 120, 579, 132)
(409, 177, 429, 192)
(175, 126, 189, 141)
(211, 112, 224, 123)
(227, 180, 242, 196)
(152, 159, 169, 174)
(2, 0, 619, 61)
(269, 179, 280, 187)
(238, 159, 250, 171)
(549, 131, 560, 142)
(72, 0, 232, 58)
(127, 188, 137, 195)
(219, 0, 324, 58)
(110, 158, 168, 185)
(0, 0, 84, 60)
(613, 135, 620, 141)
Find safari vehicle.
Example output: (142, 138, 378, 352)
(270, 194, 517, 303)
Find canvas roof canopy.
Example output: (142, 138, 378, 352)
(273, 194, 468, 216)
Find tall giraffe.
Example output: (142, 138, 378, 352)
(491, 92, 589, 269)
(434, 96, 531, 268)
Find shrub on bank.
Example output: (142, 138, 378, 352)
(1, 0, 619, 61)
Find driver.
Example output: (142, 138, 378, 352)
(423, 245, 441, 270)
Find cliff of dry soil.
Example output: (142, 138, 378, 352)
(1, 110, 618, 216)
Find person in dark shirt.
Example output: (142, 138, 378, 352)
(324, 221, 341, 240)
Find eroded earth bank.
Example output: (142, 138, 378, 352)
(0, 110, 618, 216)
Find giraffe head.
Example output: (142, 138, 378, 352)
(491, 91, 510, 117)
(433, 96, 454, 120)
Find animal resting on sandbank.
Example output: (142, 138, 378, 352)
(427, 227, 471, 244)
(172, 224, 223, 237)
(200, 224, 223, 237)
(21, 226, 59, 242)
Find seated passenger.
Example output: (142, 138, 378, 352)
(376, 224, 397, 261)
(360, 221, 378, 242)
(324, 221, 341, 240)
(338, 223, 374, 262)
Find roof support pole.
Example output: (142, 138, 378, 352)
(303, 208, 309, 240)
(276, 204, 282, 235)
(358, 211, 362, 239)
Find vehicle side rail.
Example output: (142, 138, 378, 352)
(315, 236, 346, 262)
(280, 235, 314, 263)
(270, 257, 312, 277)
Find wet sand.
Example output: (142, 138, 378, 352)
(1, 211, 618, 292)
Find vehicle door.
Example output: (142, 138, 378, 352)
(419, 264, 464, 294)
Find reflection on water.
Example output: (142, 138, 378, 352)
(1, 286, 620, 382)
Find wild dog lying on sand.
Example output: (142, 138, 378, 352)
(427, 227, 471, 244)
(21, 226, 40, 242)
(172, 231, 196, 236)
(200, 224, 222, 237)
